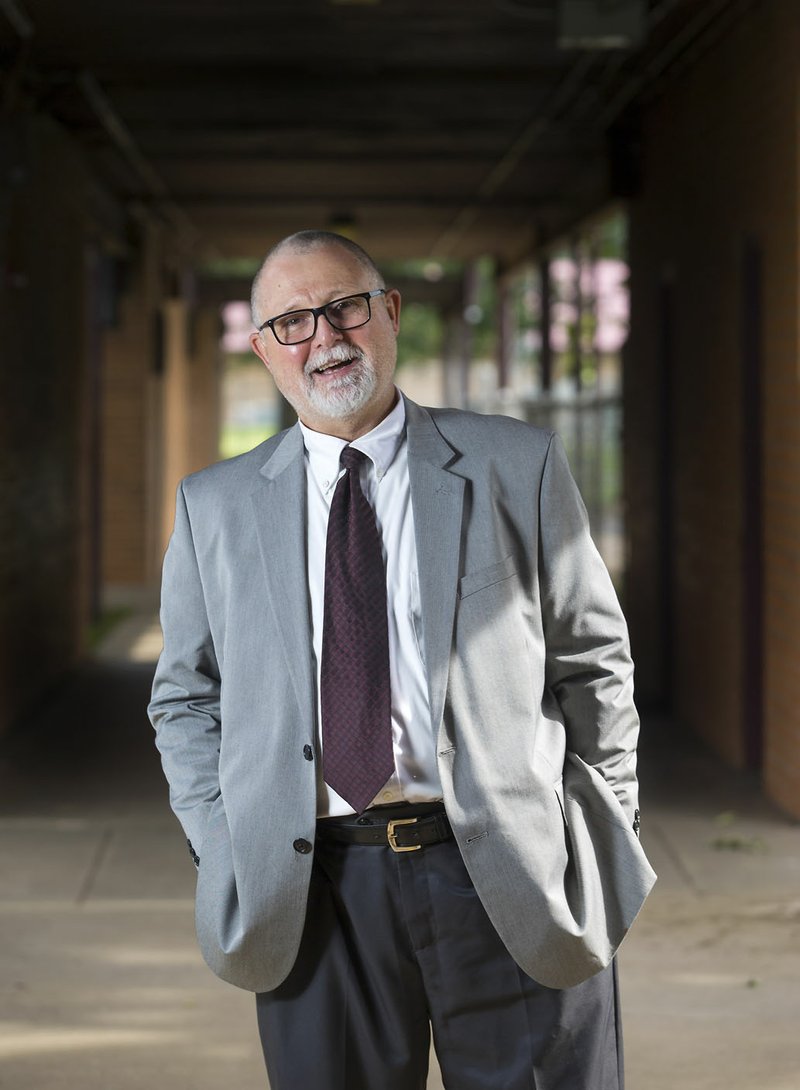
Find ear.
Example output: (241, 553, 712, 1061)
(249, 330, 272, 371)
(384, 288, 401, 334)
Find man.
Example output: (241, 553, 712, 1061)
(149, 230, 655, 1090)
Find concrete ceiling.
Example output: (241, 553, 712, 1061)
(1, 0, 741, 267)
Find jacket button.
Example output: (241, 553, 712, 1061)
(303, 745, 314, 761)
(293, 838, 312, 854)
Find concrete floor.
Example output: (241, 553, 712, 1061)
(0, 612, 798, 1089)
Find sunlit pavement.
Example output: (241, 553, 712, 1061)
(0, 613, 798, 1089)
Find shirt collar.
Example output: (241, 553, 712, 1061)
(299, 392, 406, 495)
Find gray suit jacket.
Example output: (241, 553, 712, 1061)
(149, 396, 656, 992)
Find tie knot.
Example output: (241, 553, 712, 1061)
(340, 446, 367, 473)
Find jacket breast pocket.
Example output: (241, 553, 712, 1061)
(458, 554, 518, 600)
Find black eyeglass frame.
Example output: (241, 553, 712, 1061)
(257, 289, 387, 345)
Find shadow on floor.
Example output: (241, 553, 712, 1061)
(1, 621, 798, 1089)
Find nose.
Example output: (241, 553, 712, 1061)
(313, 312, 346, 349)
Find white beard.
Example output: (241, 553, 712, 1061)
(300, 346, 378, 420)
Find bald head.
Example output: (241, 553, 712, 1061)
(250, 231, 384, 328)
(247, 232, 401, 439)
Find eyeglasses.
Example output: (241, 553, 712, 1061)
(257, 289, 387, 346)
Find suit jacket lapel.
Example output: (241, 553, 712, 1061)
(250, 425, 315, 730)
(404, 397, 465, 743)
(247, 402, 466, 748)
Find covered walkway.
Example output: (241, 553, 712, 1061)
(4, 0, 800, 823)
(2, 2, 800, 1086)
(1, 616, 798, 1090)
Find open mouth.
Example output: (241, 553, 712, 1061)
(314, 355, 358, 376)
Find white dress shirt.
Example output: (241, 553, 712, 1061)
(299, 394, 443, 817)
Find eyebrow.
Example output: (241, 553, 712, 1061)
(269, 286, 372, 316)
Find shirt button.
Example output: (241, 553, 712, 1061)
(293, 838, 312, 854)
(303, 745, 314, 761)
(382, 791, 393, 801)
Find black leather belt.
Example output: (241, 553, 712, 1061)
(316, 803, 452, 854)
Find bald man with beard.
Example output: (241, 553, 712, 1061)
(150, 230, 655, 1090)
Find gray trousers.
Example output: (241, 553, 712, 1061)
(256, 821, 624, 1090)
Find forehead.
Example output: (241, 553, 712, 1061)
(257, 244, 372, 314)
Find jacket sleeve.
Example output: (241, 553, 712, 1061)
(538, 433, 640, 826)
(148, 480, 222, 859)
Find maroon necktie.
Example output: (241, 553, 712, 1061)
(320, 447, 394, 813)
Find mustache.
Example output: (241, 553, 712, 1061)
(305, 344, 366, 376)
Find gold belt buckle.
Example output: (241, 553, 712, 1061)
(387, 817, 421, 853)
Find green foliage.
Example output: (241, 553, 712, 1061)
(593, 211, 627, 259)
(470, 255, 497, 361)
(396, 302, 444, 367)
(87, 606, 132, 649)
(224, 351, 257, 371)
(382, 258, 462, 280)
(201, 257, 261, 279)
(219, 423, 277, 460)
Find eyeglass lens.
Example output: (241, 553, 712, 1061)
(273, 295, 371, 344)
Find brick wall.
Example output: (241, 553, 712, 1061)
(0, 112, 222, 739)
(102, 239, 222, 591)
(625, 1, 800, 815)
(101, 222, 166, 590)
(157, 298, 222, 562)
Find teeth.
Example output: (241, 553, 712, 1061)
(317, 358, 351, 373)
